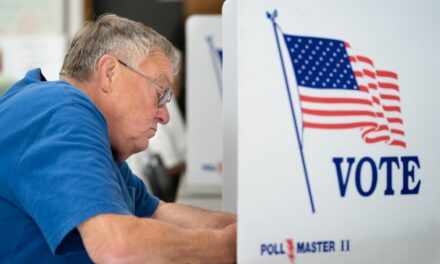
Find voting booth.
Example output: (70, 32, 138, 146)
(186, 15, 223, 189)
(222, 0, 440, 263)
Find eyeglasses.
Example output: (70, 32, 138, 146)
(116, 59, 172, 107)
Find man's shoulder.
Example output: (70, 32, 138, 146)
(4, 72, 101, 123)
(8, 69, 92, 103)
(0, 70, 107, 151)
(24, 77, 92, 110)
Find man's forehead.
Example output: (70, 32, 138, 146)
(143, 51, 173, 83)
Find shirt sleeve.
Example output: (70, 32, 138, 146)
(118, 162, 160, 218)
(9, 102, 132, 255)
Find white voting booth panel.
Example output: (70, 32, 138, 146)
(223, 0, 440, 263)
(186, 16, 223, 189)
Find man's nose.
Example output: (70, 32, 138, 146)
(156, 104, 170, 124)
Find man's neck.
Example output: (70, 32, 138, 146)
(60, 75, 100, 105)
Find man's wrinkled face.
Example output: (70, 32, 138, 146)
(109, 51, 173, 161)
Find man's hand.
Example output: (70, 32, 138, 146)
(223, 223, 237, 262)
(78, 211, 237, 264)
(152, 201, 236, 229)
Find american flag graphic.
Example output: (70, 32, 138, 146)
(217, 49, 223, 65)
(283, 35, 406, 148)
(206, 36, 223, 98)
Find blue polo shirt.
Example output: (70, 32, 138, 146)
(0, 69, 159, 263)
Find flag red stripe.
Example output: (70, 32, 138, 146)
(390, 140, 406, 148)
(364, 136, 390, 144)
(372, 96, 380, 105)
(380, 94, 400, 101)
(363, 70, 376, 79)
(368, 83, 378, 89)
(302, 108, 377, 117)
(354, 71, 363, 78)
(390, 129, 405, 136)
(300, 95, 372, 105)
(358, 85, 368, 92)
(361, 125, 389, 138)
(378, 82, 399, 91)
(382, 105, 401, 112)
(387, 117, 403, 124)
(376, 70, 398, 79)
(356, 56, 374, 66)
(304, 122, 377, 129)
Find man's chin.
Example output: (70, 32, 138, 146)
(133, 140, 149, 154)
(148, 130, 157, 138)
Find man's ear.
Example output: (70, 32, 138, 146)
(96, 54, 118, 93)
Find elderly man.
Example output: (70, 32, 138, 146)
(0, 14, 236, 263)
